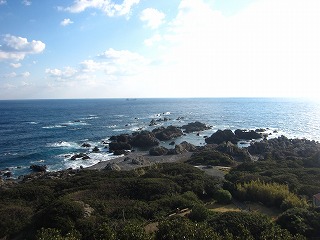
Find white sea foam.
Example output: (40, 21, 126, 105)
(107, 125, 117, 128)
(81, 116, 99, 120)
(47, 141, 80, 149)
(26, 121, 39, 125)
(62, 121, 89, 126)
(112, 129, 126, 132)
(42, 125, 67, 129)
(61, 152, 115, 170)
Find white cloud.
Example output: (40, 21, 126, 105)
(62, 0, 140, 17)
(0, 34, 45, 61)
(60, 18, 74, 26)
(0, 0, 6, 5)
(140, 0, 320, 98)
(4, 72, 17, 78)
(22, 0, 31, 6)
(22, 71, 30, 78)
(10, 63, 22, 68)
(46, 48, 149, 87)
(45, 67, 77, 80)
(97, 48, 149, 75)
(2, 71, 31, 79)
(140, 8, 165, 29)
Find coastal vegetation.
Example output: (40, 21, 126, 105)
(1, 127, 320, 239)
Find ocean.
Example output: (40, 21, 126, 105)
(1, 98, 320, 178)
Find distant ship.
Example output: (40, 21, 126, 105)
(126, 98, 137, 101)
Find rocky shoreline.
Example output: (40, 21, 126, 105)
(1, 120, 320, 184)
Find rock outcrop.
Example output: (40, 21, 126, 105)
(205, 129, 239, 144)
(71, 153, 90, 160)
(130, 131, 159, 148)
(182, 121, 211, 133)
(30, 165, 47, 172)
(149, 146, 169, 156)
(234, 129, 262, 140)
(152, 126, 183, 141)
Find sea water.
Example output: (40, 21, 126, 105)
(1, 98, 320, 177)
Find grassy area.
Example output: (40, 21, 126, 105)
(246, 202, 281, 219)
(206, 202, 241, 213)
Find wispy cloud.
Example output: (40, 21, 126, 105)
(10, 63, 22, 68)
(46, 48, 149, 86)
(0, 0, 6, 5)
(22, 0, 31, 6)
(140, 8, 165, 29)
(45, 67, 77, 80)
(2, 71, 30, 78)
(61, 0, 140, 17)
(0, 34, 45, 61)
(60, 18, 74, 26)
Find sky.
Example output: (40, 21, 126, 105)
(0, 0, 320, 100)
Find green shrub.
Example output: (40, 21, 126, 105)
(189, 204, 210, 222)
(36, 228, 81, 240)
(156, 217, 221, 240)
(214, 189, 232, 204)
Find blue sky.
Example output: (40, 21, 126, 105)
(0, 0, 320, 99)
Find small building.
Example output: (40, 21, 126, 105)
(313, 193, 320, 207)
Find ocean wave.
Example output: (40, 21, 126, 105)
(42, 125, 67, 129)
(2, 152, 18, 156)
(129, 127, 144, 132)
(107, 125, 117, 128)
(26, 121, 39, 125)
(62, 121, 89, 126)
(47, 141, 80, 149)
(30, 159, 45, 164)
(81, 116, 99, 120)
(112, 129, 126, 132)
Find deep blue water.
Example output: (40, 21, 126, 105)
(1, 98, 320, 177)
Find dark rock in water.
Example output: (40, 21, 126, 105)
(109, 142, 132, 151)
(130, 131, 159, 148)
(92, 146, 100, 153)
(182, 121, 211, 133)
(205, 129, 238, 144)
(81, 143, 91, 148)
(149, 119, 157, 126)
(109, 134, 131, 143)
(169, 141, 175, 146)
(30, 165, 47, 172)
(113, 150, 126, 155)
(149, 146, 169, 156)
(3, 171, 12, 178)
(176, 116, 184, 121)
(152, 126, 183, 141)
(255, 128, 266, 133)
(71, 153, 90, 160)
(235, 129, 262, 140)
